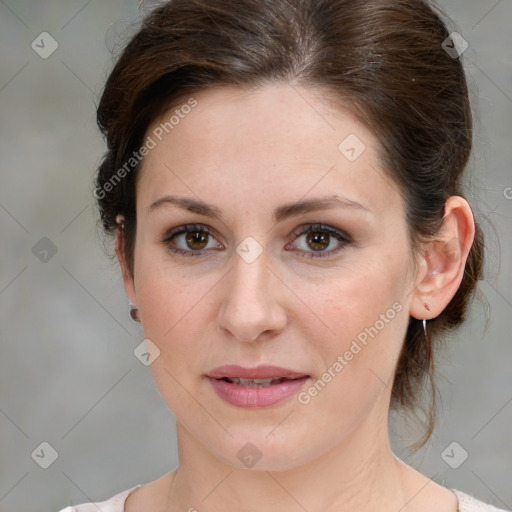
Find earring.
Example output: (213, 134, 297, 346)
(130, 303, 141, 323)
(423, 302, 431, 338)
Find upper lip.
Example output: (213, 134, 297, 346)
(207, 365, 309, 380)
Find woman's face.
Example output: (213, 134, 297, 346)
(123, 84, 421, 470)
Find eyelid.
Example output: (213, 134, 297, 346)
(290, 222, 351, 241)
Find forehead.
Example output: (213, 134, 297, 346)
(137, 84, 403, 221)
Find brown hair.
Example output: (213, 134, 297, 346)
(95, 0, 484, 448)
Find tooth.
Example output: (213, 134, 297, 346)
(240, 378, 274, 385)
(227, 377, 281, 386)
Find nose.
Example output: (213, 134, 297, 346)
(217, 247, 287, 343)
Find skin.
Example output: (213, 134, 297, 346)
(116, 84, 475, 512)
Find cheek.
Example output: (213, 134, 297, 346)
(296, 293, 408, 437)
(134, 264, 210, 413)
(295, 251, 408, 342)
(295, 255, 410, 397)
(133, 252, 220, 391)
(134, 243, 210, 331)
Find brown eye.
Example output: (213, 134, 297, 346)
(163, 224, 222, 257)
(288, 223, 351, 259)
(306, 231, 331, 252)
(184, 230, 210, 250)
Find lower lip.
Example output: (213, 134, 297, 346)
(207, 376, 310, 408)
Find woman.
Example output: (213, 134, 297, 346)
(58, 0, 509, 511)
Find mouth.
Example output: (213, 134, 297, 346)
(206, 364, 310, 383)
(205, 365, 310, 407)
(215, 376, 308, 387)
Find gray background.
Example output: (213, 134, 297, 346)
(0, 1, 511, 511)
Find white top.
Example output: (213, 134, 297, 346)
(58, 486, 510, 512)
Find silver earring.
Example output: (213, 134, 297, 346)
(423, 302, 430, 338)
(130, 303, 141, 323)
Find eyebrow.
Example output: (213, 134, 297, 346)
(147, 194, 371, 223)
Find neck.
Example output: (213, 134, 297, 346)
(166, 415, 411, 512)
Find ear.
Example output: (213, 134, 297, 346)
(115, 214, 137, 306)
(409, 196, 476, 321)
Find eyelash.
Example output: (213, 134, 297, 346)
(162, 223, 352, 259)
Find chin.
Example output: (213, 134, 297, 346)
(206, 429, 318, 473)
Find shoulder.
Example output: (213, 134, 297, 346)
(452, 489, 511, 512)
(57, 485, 141, 512)
(57, 471, 175, 512)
